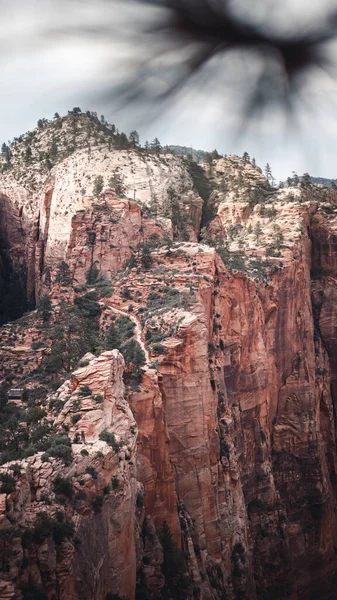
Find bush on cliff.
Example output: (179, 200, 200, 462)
(99, 430, 121, 452)
(158, 521, 192, 599)
(86, 264, 100, 285)
(74, 290, 100, 317)
(37, 295, 53, 323)
(93, 175, 104, 197)
(40, 433, 73, 465)
(23, 511, 75, 548)
(105, 315, 135, 353)
(43, 301, 100, 376)
(55, 261, 72, 286)
(122, 339, 146, 372)
(0, 473, 16, 494)
(53, 476, 74, 499)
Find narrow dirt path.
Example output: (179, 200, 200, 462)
(100, 302, 150, 363)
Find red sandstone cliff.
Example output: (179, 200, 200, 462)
(2, 120, 337, 599)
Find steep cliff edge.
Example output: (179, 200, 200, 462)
(2, 119, 337, 599)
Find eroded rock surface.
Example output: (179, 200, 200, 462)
(2, 118, 337, 599)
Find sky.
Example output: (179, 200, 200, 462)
(2, 0, 337, 181)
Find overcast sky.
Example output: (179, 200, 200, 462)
(2, 0, 337, 181)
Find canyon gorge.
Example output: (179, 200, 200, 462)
(1, 111, 337, 599)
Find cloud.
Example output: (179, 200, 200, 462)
(1, 0, 337, 180)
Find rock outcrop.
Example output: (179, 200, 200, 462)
(0, 351, 139, 600)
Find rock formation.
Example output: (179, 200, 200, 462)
(1, 113, 337, 599)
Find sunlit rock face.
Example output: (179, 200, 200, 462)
(2, 117, 337, 599)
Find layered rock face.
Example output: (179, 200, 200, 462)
(0, 351, 140, 600)
(0, 114, 202, 306)
(2, 120, 337, 599)
(66, 191, 171, 287)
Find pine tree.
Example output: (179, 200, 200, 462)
(108, 170, 125, 196)
(55, 261, 72, 286)
(150, 138, 161, 154)
(159, 521, 191, 599)
(93, 175, 104, 197)
(292, 171, 300, 186)
(68, 107, 82, 115)
(129, 130, 140, 148)
(105, 322, 122, 350)
(25, 146, 32, 161)
(242, 151, 250, 163)
(254, 221, 263, 242)
(275, 230, 284, 249)
(264, 163, 274, 186)
(38, 295, 53, 323)
(300, 173, 312, 187)
(50, 140, 58, 160)
(1, 143, 11, 164)
(115, 132, 129, 149)
(141, 244, 153, 270)
(86, 264, 100, 285)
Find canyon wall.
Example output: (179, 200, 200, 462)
(1, 125, 337, 599)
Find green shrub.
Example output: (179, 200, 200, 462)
(80, 449, 89, 457)
(99, 429, 121, 452)
(25, 406, 47, 425)
(111, 476, 119, 490)
(97, 284, 113, 298)
(53, 515, 76, 544)
(93, 175, 104, 197)
(79, 385, 92, 397)
(75, 292, 100, 317)
(79, 359, 90, 367)
(122, 339, 145, 371)
(159, 521, 192, 599)
(40, 493, 51, 504)
(31, 341, 46, 350)
(53, 476, 74, 499)
(40, 433, 73, 465)
(0, 473, 16, 494)
(141, 244, 153, 270)
(8, 463, 21, 476)
(136, 491, 144, 508)
(75, 490, 87, 501)
(85, 466, 98, 479)
(71, 413, 81, 425)
(86, 264, 100, 285)
(26, 511, 75, 546)
(91, 495, 104, 513)
(94, 393, 103, 403)
(122, 287, 132, 300)
(152, 343, 167, 354)
(55, 261, 72, 286)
